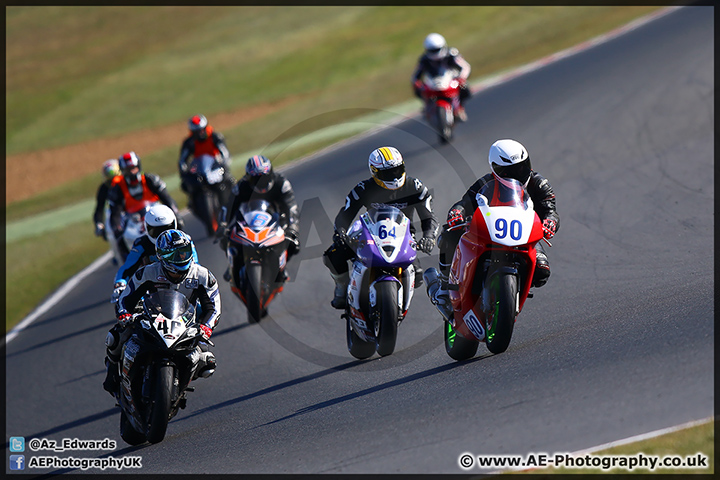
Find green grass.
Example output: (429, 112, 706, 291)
(521, 419, 714, 475)
(6, 6, 662, 329)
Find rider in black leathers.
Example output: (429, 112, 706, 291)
(431, 139, 559, 316)
(323, 146, 439, 309)
(218, 155, 301, 281)
(412, 32, 472, 121)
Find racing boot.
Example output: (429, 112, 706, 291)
(190, 344, 216, 380)
(102, 326, 125, 396)
(330, 271, 349, 310)
(423, 267, 453, 322)
(532, 244, 551, 288)
(102, 356, 119, 396)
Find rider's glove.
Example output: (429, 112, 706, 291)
(413, 80, 423, 98)
(117, 313, 133, 327)
(333, 227, 348, 247)
(94, 222, 106, 239)
(447, 208, 465, 229)
(199, 324, 213, 341)
(111, 280, 127, 304)
(286, 231, 300, 256)
(542, 218, 557, 239)
(417, 236, 436, 254)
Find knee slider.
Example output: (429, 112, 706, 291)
(105, 329, 119, 350)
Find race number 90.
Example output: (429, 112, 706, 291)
(495, 218, 522, 240)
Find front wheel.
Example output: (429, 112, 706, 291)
(194, 190, 218, 237)
(346, 317, 375, 360)
(245, 263, 263, 323)
(375, 282, 399, 357)
(437, 104, 454, 144)
(444, 320, 479, 361)
(146, 364, 174, 444)
(485, 272, 518, 354)
(120, 411, 146, 446)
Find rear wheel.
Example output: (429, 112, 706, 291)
(485, 272, 517, 354)
(346, 317, 375, 360)
(120, 411, 146, 446)
(246, 263, 264, 324)
(146, 364, 174, 444)
(375, 282, 399, 357)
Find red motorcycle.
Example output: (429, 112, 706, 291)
(427, 178, 548, 360)
(418, 67, 463, 144)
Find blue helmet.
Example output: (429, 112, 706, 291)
(156, 229, 194, 282)
(245, 155, 274, 193)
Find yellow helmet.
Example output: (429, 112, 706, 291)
(368, 146, 406, 190)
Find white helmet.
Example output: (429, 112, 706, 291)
(488, 139, 533, 187)
(369, 146, 406, 190)
(424, 33, 448, 61)
(144, 204, 177, 245)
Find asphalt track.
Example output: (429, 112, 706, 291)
(4, 6, 713, 475)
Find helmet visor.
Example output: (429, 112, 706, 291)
(147, 223, 174, 241)
(492, 159, 532, 184)
(157, 243, 193, 268)
(374, 164, 406, 182)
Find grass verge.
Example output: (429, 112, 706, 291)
(520, 419, 714, 475)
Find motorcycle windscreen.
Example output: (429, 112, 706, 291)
(477, 177, 530, 209)
(141, 290, 195, 323)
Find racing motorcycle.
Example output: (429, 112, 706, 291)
(114, 290, 212, 445)
(425, 178, 547, 360)
(226, 199, 289, 323)
(341, 205, 418, 359)
(419, 66, 463, 144)
(186, 154, 233, 237)
(105, 200, 158, 264)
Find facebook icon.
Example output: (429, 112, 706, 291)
(9, 455, 25, 470)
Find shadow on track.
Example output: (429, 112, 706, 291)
(7, 321, 113, 359)
(254, 354, 492, 428)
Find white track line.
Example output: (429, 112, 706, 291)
(4, 5, 680, 347)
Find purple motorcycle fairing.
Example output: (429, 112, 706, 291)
(352, 215, 417, 271)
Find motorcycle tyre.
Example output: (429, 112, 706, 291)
(485, 272, 517, 354)
(146, 364, 174, 444)
(438, 104, 453, 144)
(194, 190, 218, 237)
(120, 410, 146, 446)
(375, 281, 399, 357)
(246, 263, 263, 324)
(444, 320, 479, 361)
(346, 316, 375, 360)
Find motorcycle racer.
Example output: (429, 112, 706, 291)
(430, 139, 559, 317)
(103, 230, 220, 396)
(218, 155, 301, 281)
(92, 159, 121, 241)
(110, 205, 198, 303)
(412, 33, 472, 121)
(323, 146, 439, 309)
(106, 151, 184, 259)
(178, 114, 234, 209)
